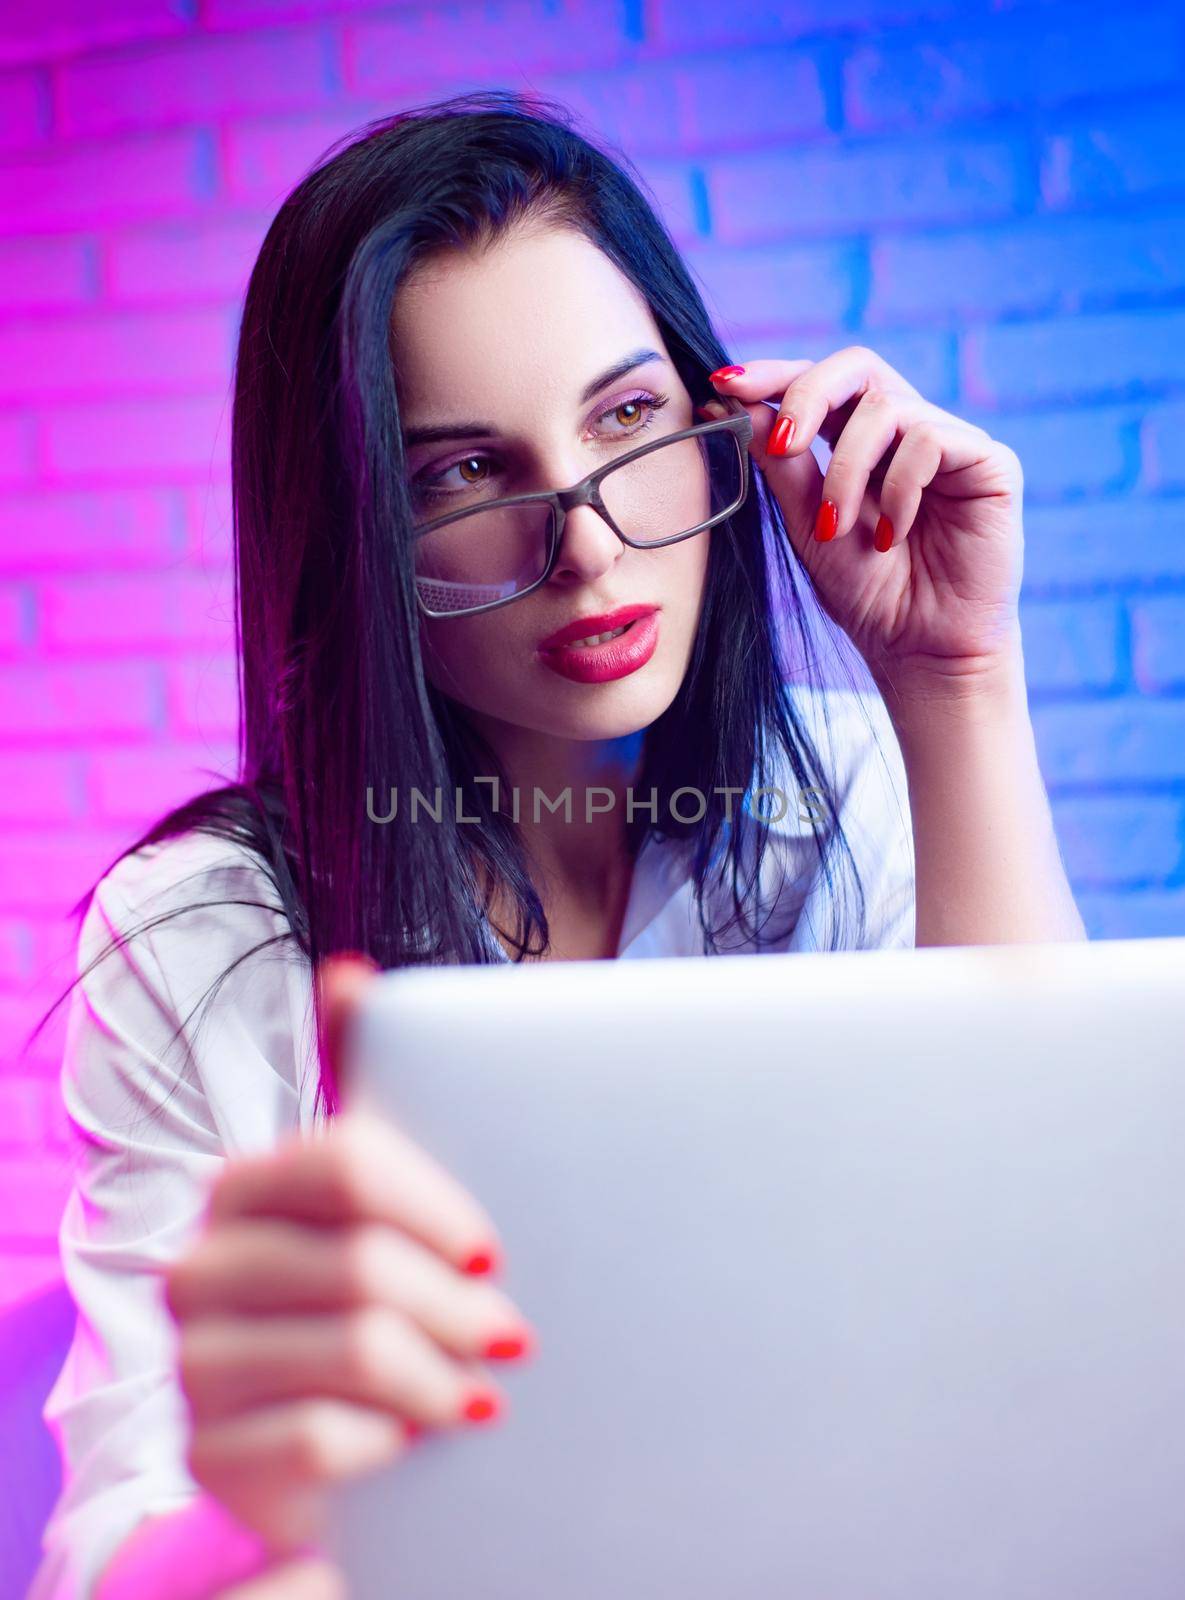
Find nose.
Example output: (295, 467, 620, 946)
(547, 503, 626, 588)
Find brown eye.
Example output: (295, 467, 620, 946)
(590, 391, 670, 440)
(457, 457, 487, 484)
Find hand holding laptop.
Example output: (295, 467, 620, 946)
(161, 954, 535, 1573)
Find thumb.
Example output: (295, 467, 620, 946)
(219, 1553, 347, 1599)
(316, 951, 381, 1103)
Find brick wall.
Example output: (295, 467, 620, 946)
(1, 0, 1182, 1308)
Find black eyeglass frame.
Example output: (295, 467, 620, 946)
(410, 390, 755, 621)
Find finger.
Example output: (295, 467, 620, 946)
(815, 388, 905, 543)
(179, 1303, 505, 1429)
(190, 1396, 412, 1498)
(712, 347, 920, 461)
(167, 1215, 535, 1364)
(205, 1109, 505, 1279)
(187, 1403, 416, 1557)
(877, 418, 995, 551)
(709, 357, 815, 394)
(709, 358, 815, 456)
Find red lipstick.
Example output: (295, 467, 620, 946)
(537, 603, 660, 685)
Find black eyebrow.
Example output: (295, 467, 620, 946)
(400, 347, 667, 450)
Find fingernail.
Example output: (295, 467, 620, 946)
(709, 365, 745, 383)
(815, 500, 838, 542)
(461, 1390, 502, 1425)
(767, 416, 795, 457)
(874, 514, 894, 553)
(461, 1245, 501, 1276)
(483, 1327, 536, 1361)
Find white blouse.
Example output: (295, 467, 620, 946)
(28, 684, 915, 1599)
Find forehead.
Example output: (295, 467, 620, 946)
(389, 224, 665, 415)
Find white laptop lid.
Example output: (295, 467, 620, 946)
(323, 936, 1185, 1598)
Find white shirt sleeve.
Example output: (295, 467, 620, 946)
(27, 831, 320, 1600)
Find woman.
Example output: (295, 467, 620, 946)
(29, 87, 1084, 1600)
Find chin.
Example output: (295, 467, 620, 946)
(464, 666, 684, 742)
(557, 673, 685, 735)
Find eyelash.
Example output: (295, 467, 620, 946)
(412, 389, 673, 501)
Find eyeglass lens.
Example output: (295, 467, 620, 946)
(413, 427, 744, 616)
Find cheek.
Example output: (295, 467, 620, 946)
(419, 615, 520, 694)
(677, 530, 712, 602)
(418, 617, 469, 695)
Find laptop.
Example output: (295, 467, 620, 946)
(322, 936, 1185, 1599)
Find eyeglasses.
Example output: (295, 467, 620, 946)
(410, 390, 754, 619)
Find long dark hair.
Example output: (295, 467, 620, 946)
(27, 87, 871, 1129)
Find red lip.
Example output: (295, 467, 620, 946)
(537, 604, 658, 651)
(538, 611, 660, 684)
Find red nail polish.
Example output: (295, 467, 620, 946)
(461, 1246, 500, 1276)
(484, 1328, 535, 1361)
(874, 514, 894, 553)
(767, 416, 795, 457)
(461, 1390, 501, 1425)
(403, 1420, 424, 1443)
(815, 500, 838, 542)
(709, 365, 745, 383)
